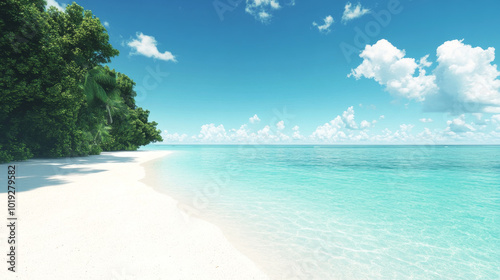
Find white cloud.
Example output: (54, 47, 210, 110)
(380, 115, 385, 119)
(46, 0, 64, 11)
(350, 39, 500, 113)
(103, 21, 110, 28)
(161, 109, 500, 144)
(246, 0, 282, 23)
(311, 106, 368, 141)
(491, 115, 500, 130)
(351, 131, 370, 141)
(257, 125, 271, 138)
(198, 124, 229, 142)
(399, 124, 414, 132)
(277, 131, 290, 141)
(277, 120, 285, 130)
(162, 130, 188, 142)
(310, 107, 382, 141)
(230, 125, 251, 142)
(419, 118, 433, 123)
(417, 127, 433, 139)
(249, 114, 261, 123)
(311, 116, 344, 141)
(342, 106, 358, 129)
(360, 120, 371, 129)
(313, 15, 334, 33)
(342, 2, 370, 23)
(349, 39, 437, 101)
(292, 125, 304, 140)
(256, 125, 276, 141)
(471, 113, 489, 125)
(162, 112, 500, 145)
(425, 40, 500, 113)
(393, 126, 413, 142)
(419, 54, 432, 68)
(127, 33, 176, 62)
(446, 115, 476, 133)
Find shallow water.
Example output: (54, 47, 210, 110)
(141, 145, 500, 280)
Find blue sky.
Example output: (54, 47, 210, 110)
(48, 0, 500, 144)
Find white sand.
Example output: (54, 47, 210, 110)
(0, 151, 269, 280)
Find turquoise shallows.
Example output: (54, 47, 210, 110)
(142, 145, 500, 280)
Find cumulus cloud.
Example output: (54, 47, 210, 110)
(350, 39, 500, 113)
(419, 118, 433, 123)
(163, 113, 500, 144)
(310, 106, 384, 141)
(103, 21, 110, 28)
(277, 131, 290, 141)
(198, 124, 229, 142)
(162, 130, 188, 142)
(256, 125, 283, 142)
(360, 120, 371, 129)
(471, 113, 489, 125)
(128, 33, 176, 62)
(246, 0, 281, 22)
(230, 125, 252, 142)
(161, 109, 500, 144)
(342, 2, 370, 23)
(276, 120, 285, 130)
(46, 0, 65, 11)
(399, 124, 414, 132)
(292, 125, 304, 140)
(417, 127, 433, 139)
(492, 114, 500, 124)
(391, 124, 415, 142)
(311, 107, 378, 141)
(342, 106, 358, 129)
(313, 15, 334, 33)
(257, 125, 272, 138)
(425, 40, 500, 113)
(489, 114, 500, 131)
(249, 114, 261, 123)
(349, 39, 437, 101)
(419, 55, 432, 68)
(446, 115, 476, 133)
(311, 116, 344, 141)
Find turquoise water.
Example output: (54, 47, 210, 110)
(142, 145, 500, 280)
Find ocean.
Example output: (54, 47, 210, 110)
(141, 145, 500, 280)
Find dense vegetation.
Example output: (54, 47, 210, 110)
(0, 0, 162, 163)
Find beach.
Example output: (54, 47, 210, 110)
(0, 151, 268, 280)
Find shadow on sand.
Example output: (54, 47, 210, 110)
(1, 153, 136, 193)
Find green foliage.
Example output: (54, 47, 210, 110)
(0, 1, 163, 163)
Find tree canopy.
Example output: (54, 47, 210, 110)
(0, 0, 162, 163)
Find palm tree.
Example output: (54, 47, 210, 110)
(92, 122, 111, 146)
(83, 66, 126, 124)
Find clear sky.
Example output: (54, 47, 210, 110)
(48, 0, 500, 144)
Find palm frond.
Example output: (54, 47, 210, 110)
(94, 73, 116, 89)
(94, 85, 109, 104)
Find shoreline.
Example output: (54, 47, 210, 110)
(0, 151, 269, 280)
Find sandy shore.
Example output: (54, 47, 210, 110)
(0, 151, 269, 280)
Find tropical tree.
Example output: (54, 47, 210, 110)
(83, 66, 127, 124)
(0, 1, 162, 163)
